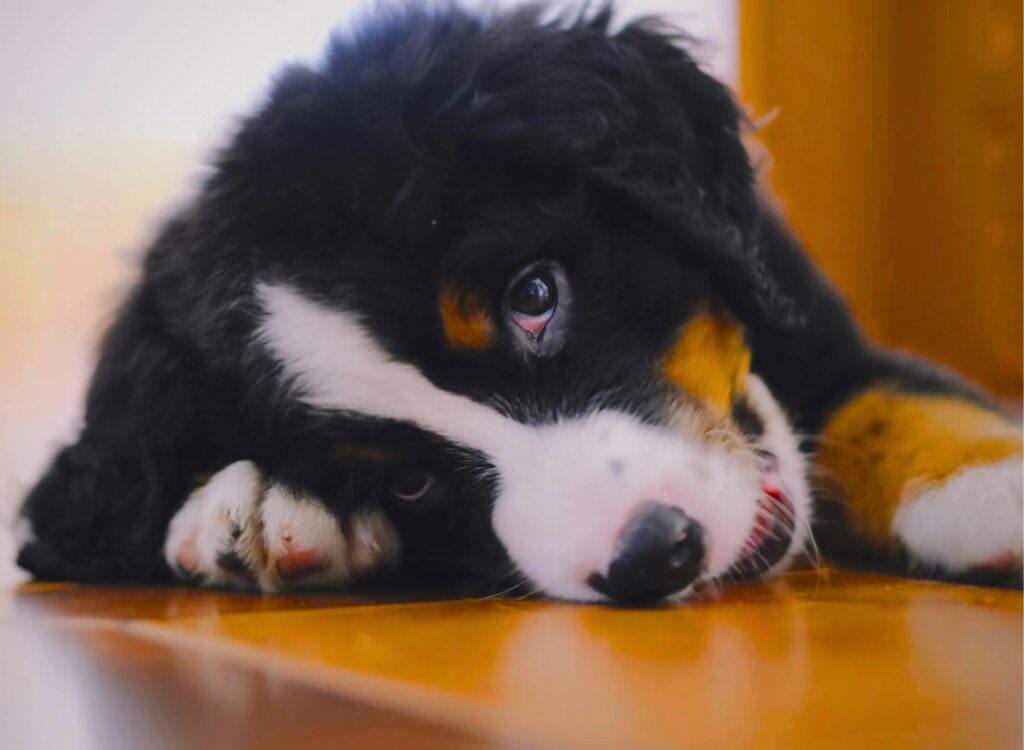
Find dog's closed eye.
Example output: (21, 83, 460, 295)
(388, 470, 436, 501)
(385, 470, 452, 512)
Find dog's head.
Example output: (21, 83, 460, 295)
(191, 5, 811, 603)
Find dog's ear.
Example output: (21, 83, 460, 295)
(602, 21, 803, 329)
(611, 19, 758, 236)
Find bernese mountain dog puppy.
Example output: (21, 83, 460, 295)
(17, 4, 1022, 604)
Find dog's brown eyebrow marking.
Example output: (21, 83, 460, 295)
(662, 311, 750, 415)
(439, 287, 495, 350)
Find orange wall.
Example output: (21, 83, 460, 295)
(740, 0, 1022, 397)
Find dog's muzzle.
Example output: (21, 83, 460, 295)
(585, 450, 797, 604)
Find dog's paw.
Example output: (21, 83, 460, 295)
(164, 460, 400, 591)
(892, 456, 1023, 577)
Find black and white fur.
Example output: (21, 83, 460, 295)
(17, 3, 1021, 603)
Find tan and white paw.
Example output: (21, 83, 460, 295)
(164, 460, 400, 591)
(892, 456, 1023, 573)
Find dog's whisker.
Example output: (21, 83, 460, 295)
(476, 579, 530, 601)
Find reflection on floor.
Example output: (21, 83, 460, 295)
(2, 570, 1021, 750)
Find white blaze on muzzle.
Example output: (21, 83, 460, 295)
(257, 282, 806, 601)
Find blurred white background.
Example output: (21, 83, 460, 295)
(0, 1, 736, 585)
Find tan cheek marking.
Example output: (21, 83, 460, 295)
(662, 312, 751, 415)
(817, 390, 1022, 541)
(439, 288, 495, 350)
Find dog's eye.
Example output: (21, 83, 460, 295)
(387, 470, 436, 502)
(506, 261, 571, 357)
(510, 270, 557, 333)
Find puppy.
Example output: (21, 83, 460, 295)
(17, 4, 1022, 603)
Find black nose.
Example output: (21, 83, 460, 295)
(588, 503, 705, 604)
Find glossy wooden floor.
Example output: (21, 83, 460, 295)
(2, 570, 1020, 750)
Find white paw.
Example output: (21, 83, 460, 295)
(164, 460, 400, 591)
(892, 456, 1023, 573)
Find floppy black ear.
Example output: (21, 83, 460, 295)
(600, 20, 802, 329)
(611, 18, 758, 235)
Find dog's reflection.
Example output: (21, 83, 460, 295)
(491, 577, 1020, 749)
(493, 579, 810, 748)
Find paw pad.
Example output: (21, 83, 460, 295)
(275, 547, 331, 580)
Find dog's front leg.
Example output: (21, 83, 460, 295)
(814, 378, 1022, 585)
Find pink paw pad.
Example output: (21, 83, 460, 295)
(275, 545, 330, 581)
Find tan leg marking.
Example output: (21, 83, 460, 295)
(817, 390, 1022, 543)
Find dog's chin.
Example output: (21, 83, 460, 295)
(703, 470, 805, 590)
(689, 374, 813, 597)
